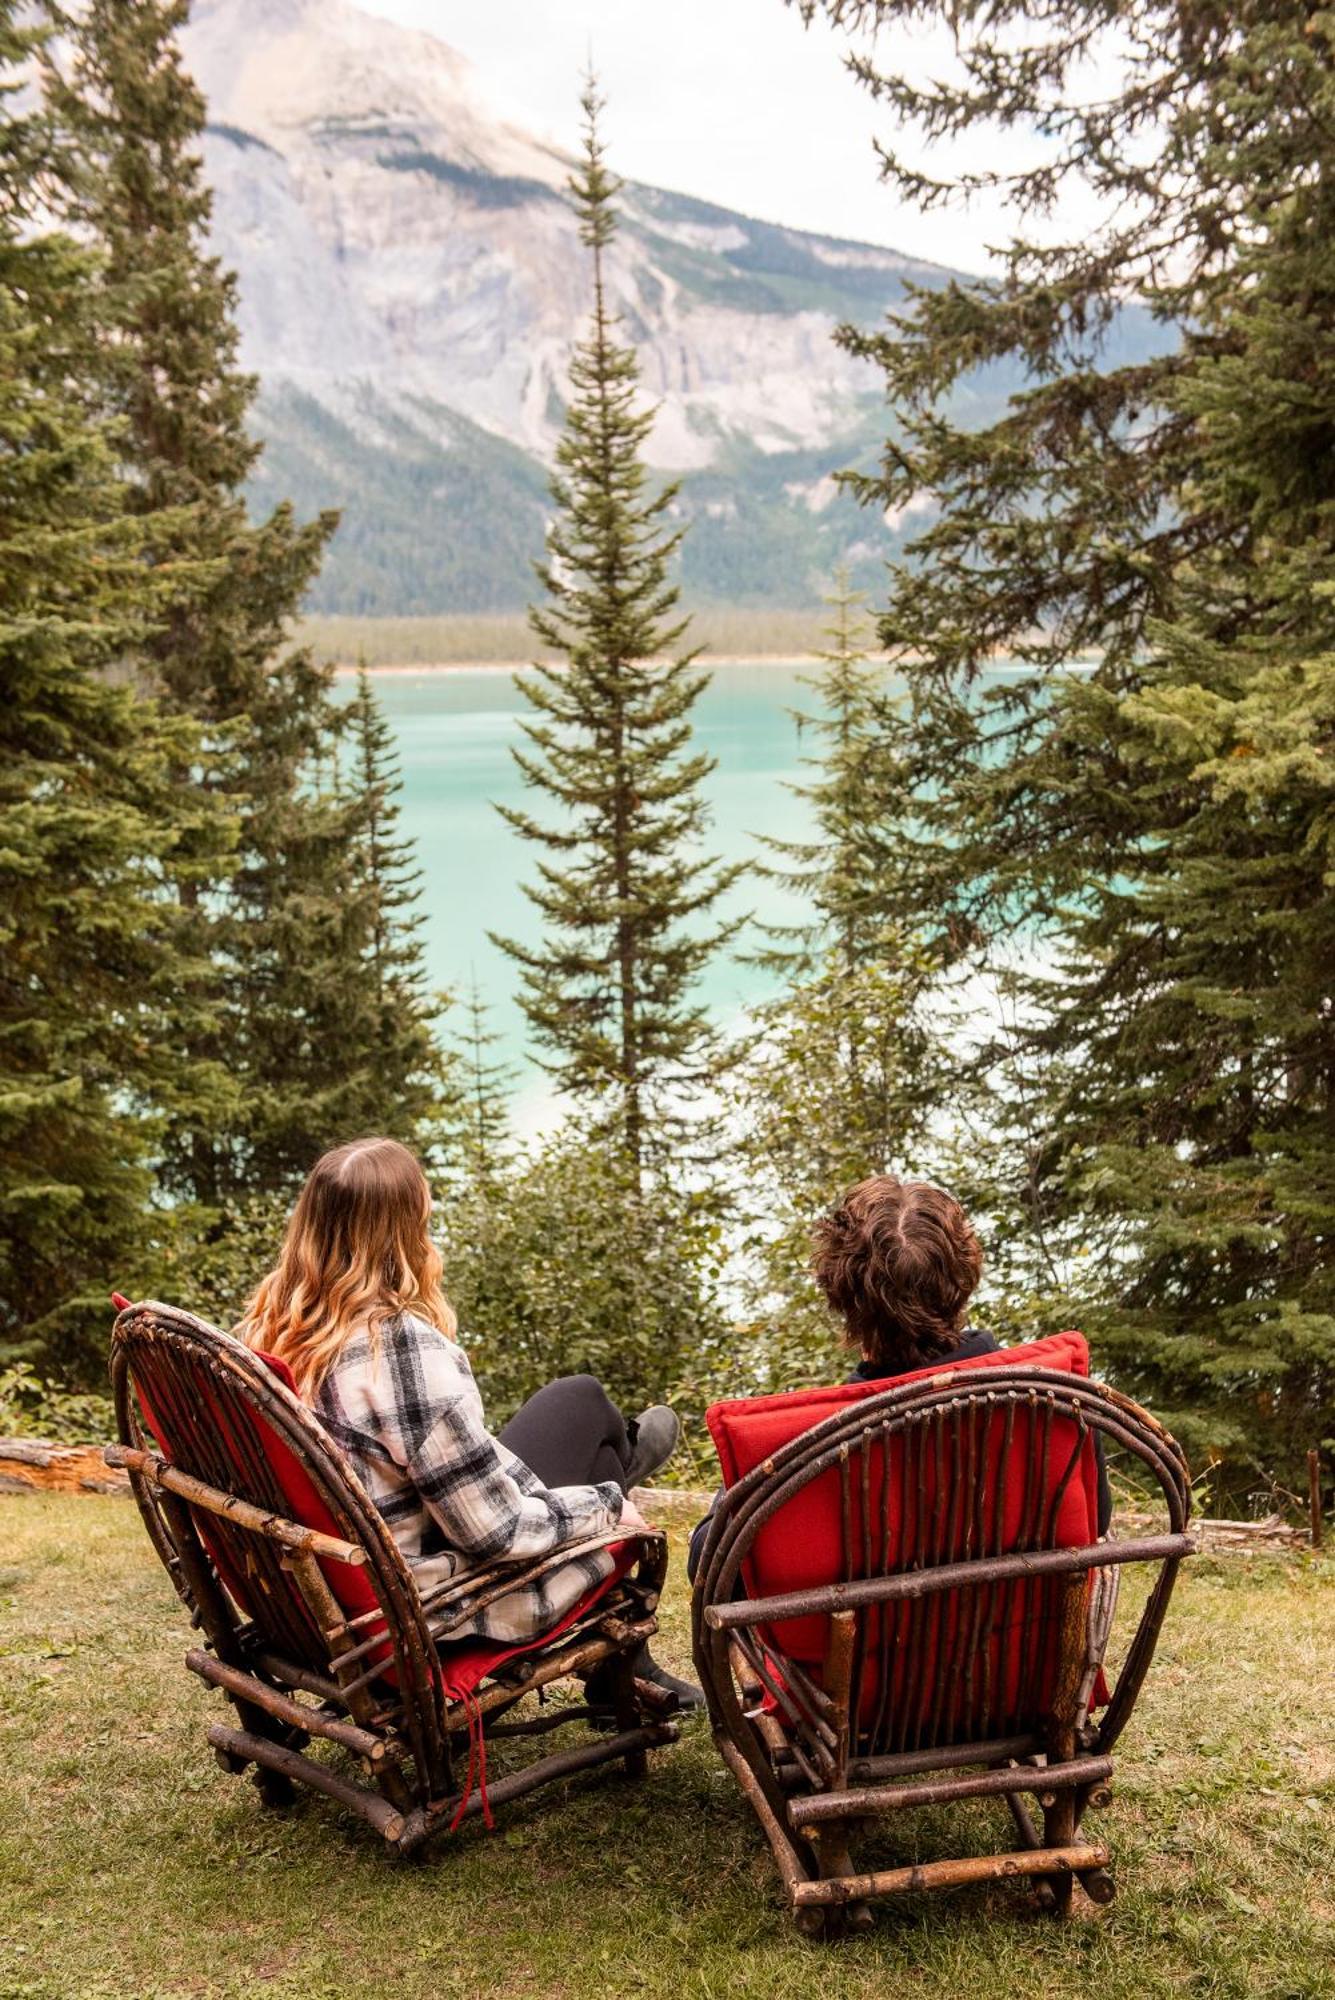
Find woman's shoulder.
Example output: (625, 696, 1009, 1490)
(382, 1312, 472, 1376)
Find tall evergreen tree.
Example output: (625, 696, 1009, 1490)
(448, 981, 516, 1190)
(331, 667, 459, 1164)
(0, 2, 214, 1373)
(735, 945, 945, 1387)
(756, 570, 906, 978)
(47, 0, 350, 1206)
(800, 0, 1335, 1494)
(494, 79, 740, 1177)
(738, 576, 944, 1372)
(47, 0, 333, 727)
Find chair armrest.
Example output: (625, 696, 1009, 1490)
(105, 1442, 367, 1566)
(703, 1532, 1197, 1631)
(423, 1527, 666, 1640)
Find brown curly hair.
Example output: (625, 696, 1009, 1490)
(811, 1175, 983, 1370)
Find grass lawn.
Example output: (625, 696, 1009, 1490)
(1, 1496, 1332, 2000)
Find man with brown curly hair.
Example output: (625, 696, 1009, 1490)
(688, 1173, 1108, 1578)
(810, 1174, 995, 1376)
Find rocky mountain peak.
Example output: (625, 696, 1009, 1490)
(178, 0, 1158, 614)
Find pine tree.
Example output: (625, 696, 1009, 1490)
(756, 570, 905, 977)
(47, 0, 345, 1206)
(734, 571, 947, 1370)
(47, 0, 334, 727)
(735, 946, 946, 1387)
(449, 981, 516, 1190)
(335, 667, 459, 1163)
(204, 671, 454, 1190)
(0, 2, 213, 1374)
(493, 79, 741, 1177)
(801, 0, 1335, 1495)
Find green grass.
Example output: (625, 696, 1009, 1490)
(2, 1498, 1332, 2000)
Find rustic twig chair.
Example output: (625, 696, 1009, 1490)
(691, 1334, 1194, 1936)
(107, 1299, 678, 1856)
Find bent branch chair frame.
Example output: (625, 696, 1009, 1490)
(691, 1365, 1194, 1935)
(110, 1302, 677, 1856)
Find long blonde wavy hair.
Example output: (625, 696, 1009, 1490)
(239, 1137, 456, 1398)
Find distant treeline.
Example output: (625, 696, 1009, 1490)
(299, 609, 843, 668)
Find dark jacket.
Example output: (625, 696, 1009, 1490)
(687, 1330, 1110, 1582)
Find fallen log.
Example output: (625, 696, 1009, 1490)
(0, 1442, 1324, 1553)
(0, 1437, 128, 1496)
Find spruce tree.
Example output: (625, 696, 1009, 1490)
(46, 0, 333, 725)
(738, 575, 944, 1372)
(757, 569, 908, 977)
(47, 0, 346, 1206)
(0, 3, 212, 1374)
(207, 670, 458, 1191)
(800, 0, 1335, 1494)
(494, 79, 740, 1176)
(449, 981, 516, 1190)
(334, 667, 459, 1164)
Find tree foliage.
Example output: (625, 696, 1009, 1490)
(0, 2, 213, 1369)
(799, 0, 1335, 1495)
(439, 1126, 731, 1429)
(495, 80, 740, 1176)
(754, 571, 906, 976)
(47, 0, 372, 1208)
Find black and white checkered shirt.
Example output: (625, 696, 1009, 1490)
(312, 1314, 623, 1643)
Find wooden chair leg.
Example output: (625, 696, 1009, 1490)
(794, 1612, 873, 1939)
(252, 1767, 298, 1810)
(1041, 1794, 1077, 1915)
(1041, 1571, 1089, 1916)
(611, 1646, 648, 1779)
(1005, 1786, 1058, 1912)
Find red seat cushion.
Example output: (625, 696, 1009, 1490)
(705, 1333, 1105, 1734)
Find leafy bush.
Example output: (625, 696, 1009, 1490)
(440, 1126, 733, 1464)
(0, 1362, 115, 1443)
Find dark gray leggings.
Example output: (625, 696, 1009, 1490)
(497, 1374, 633, 1493)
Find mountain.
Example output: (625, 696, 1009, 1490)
(181, 0, 1159, 614)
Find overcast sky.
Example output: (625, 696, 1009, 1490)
(355, 0, 1101, 274)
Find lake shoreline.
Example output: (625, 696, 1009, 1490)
(336, 652, 876, 675)
(347, 658, 826, 676)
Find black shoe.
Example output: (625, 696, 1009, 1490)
(635, 1649, 704, 1713)
(624, 1405, 680, 1488)
(584, 1642, 704, 1719)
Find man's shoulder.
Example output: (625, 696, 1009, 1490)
(951, 1327, 1000, 1361)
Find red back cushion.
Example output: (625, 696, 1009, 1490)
(707, 1330, 1091, 1488)
(134, 1348, 383, 1654)
(705, 1333, 1102, 1737)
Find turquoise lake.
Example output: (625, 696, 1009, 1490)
(357, 663, 821, 1104)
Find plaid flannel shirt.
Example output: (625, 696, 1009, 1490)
(311, 1314, 623, 1643)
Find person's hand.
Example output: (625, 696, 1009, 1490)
(617, 1497, 653, 1536)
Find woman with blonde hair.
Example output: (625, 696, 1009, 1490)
(239, 1135, 699, 1707)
